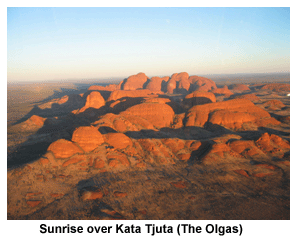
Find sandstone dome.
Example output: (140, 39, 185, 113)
(71, 126, 104, 152)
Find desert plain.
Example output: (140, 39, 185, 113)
(7, 72, 290, 220)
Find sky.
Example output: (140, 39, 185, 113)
(7, 7, 290, 82)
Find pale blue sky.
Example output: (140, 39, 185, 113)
(7, 7, 290, 82)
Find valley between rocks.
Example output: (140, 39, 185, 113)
(7, 72, 290, 220)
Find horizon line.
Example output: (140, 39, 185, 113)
(7, 71, 290, 84)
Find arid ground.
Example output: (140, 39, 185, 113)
(7, 72, 290, 220)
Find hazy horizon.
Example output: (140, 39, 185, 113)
(7, 72, 290, 85)
(8, 7, 290, 82)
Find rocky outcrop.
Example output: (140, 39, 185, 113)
(78, 91, 105, 113)
(122, 72, 149, 90)
(229, 140, 262, 156)
(21, 115, 46, 129)
(261, 83, 290, 92)
(182, 91, 216, 108)
(107, 89, 157, 102)
(38, 95, 69, 109)
(143, 97, 171, 104)
(166, 72, 189, 94)
(255, 133, 290, 153)
(212, 85, 233, 96)
(263, 99, 285, 110)
(140, 72, 218, 94)
(47, 139, 84, 159)
(71, 126, 104, 152)
(121, 103, 175, 128)
(88, 83, 121, 91)
(189, 76, 217, 92)
(104, 133, 133, 150)
(230, 84, 250, 91)
(184, 99, 275, 129)
(234, 93, 260, 102)
(145, 76, 169, 92)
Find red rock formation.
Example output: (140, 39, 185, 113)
(107, 89, 156, 102)
(167, 72, 189, 94)
(22, 115, 46, 129)
(38, 95, 70, 109)
(229, 140, 260, 156)
(188, 76, 217, 92)
(88, 83, 121, 91)
(71, 126, 104, 152)
(62, 156, 85, 167)
(177, 153, 191, 161)
(57, 95, 69, 104)
(255, 133, 290, 153)
(208, 110, 257, 129)
(270, 134, 290, 149)
(47, 139, 84, 159)
(183, 91, 216, 108)
(79, 91, 105, 113)
(261, 83, 290, 92)
(231, 84, 250, 91)
(209, 142, 240, 157)
(104, 133, 133, 149)
(145, 76, 169, 92)
(121, 103, 175, 128)
(177, 78, 191, 92)
(263, 100, 285, 110)
(122, 72, 149, 90)
(107, 154, 130, 167)
(212, 85, 233, 96)
(93, 157, 105, 169)
(185, 91, 216, 103)
(255, 133, 274, 152)
(162, 138, 185, 153)
(138, 139, 161, 156)
(184, 99, 272, 129)
(235, 93, 260, 102)
(120, 114, 156, 130)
